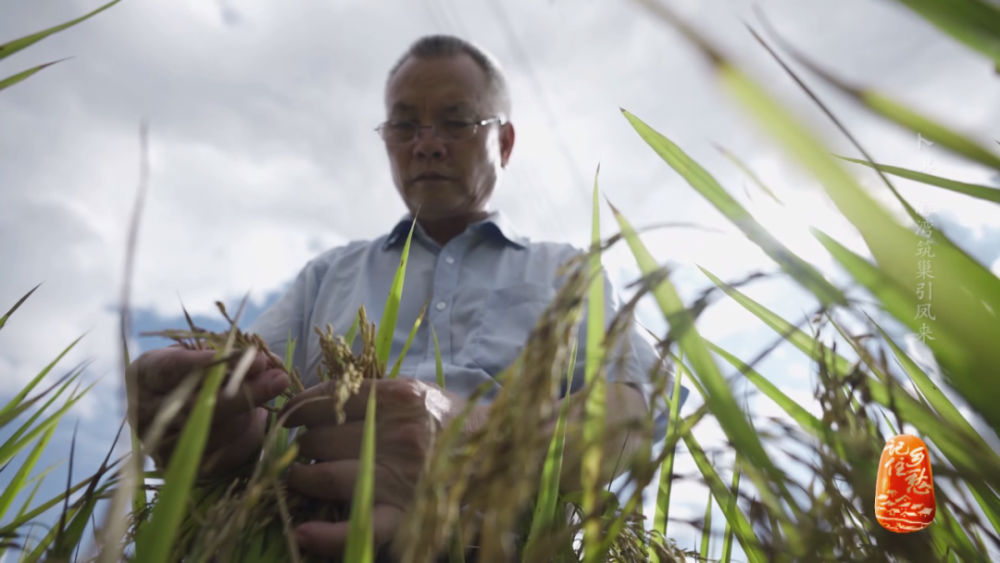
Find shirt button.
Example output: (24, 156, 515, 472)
(436, 301, 447, 311)
(445, 255, 455, 265)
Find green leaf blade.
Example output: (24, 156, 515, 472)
(684, 432, 767, 563)
(0, 0, 123, 62)
(715, 61, 1000, 429)
(838, 156, 1000, 204)
(432, 324, 445, 389)
(375, 219, 417, 370)
(133, 354, 229, 563)
(0, 59, 67, 92)
(582, 166, 607, 563)
(343, 382, 378, 563)
(389, 303, 427, 380)
(622, 109, 845, 307)
(651, 350, 687, 563)
(608, 201, 785, 517)
(0, 426, 57, 521)
(525, 340, 578, 558)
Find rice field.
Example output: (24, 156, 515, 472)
(3, 0, 1000, 561)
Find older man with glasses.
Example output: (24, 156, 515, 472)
(125, 34, 687, 562)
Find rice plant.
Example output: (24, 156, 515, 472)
(4, 0, 1000, 561)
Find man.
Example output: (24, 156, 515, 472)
(127, 35, 687, 561)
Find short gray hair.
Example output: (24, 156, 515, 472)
(386, 35, 511, 119)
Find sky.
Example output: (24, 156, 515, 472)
(2, 0, 1000, 558)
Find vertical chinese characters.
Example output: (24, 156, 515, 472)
(914, 133, 937, 345)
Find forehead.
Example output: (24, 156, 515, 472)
(385, 54, 491, 115)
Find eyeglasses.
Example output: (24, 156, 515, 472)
(375, 117, 504, 145)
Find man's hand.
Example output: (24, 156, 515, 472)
(279, 378, 485, 559)
(125, 346, 290, 478)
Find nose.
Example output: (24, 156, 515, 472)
(413, 127, 447, 160)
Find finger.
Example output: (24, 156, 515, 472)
(282, 379, 420, 428)
(295, 505, 402, 558)
(287, 460, 407, 507)
(200, 409, 269, 477)
(205, 408, 265, 452)
(280, 380, 371, 428)
(153, 406, 272, 478)
(213, 368, 289, 420)
(296, 423, 364, 462)
(138, 365, 285, 437)
(141, 347, 270, 395)
(287, 460, 361, 503)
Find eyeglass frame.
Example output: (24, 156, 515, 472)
(374, 116, 505, 145)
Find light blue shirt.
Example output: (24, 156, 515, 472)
(248, 211, 688, 437)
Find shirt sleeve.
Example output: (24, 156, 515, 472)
(245, 258, 326, 376)
(565, 267, 689, 443)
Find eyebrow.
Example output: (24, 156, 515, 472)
(389, 102, 474, 115)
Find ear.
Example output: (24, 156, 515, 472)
(499, 122, 515, 168)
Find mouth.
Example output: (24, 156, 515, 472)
(413, 173, 452, 182)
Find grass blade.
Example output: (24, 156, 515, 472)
(811, 227, 1000, 429)
(720, 457, 741, 563)
(703, 339, 847, 458)
(375, 218, 417, 370)
(388, 303, 427, 380)
(345, 311, 361, 350)
(132, 345, 246, 563)
(283, 330, 297, 373)
(0, 368, 81, 440)
(754, 28, 1000, 172)
(432, 324, 445, 389)
(889, 0, 1000, 65)
(0, 379, 96, 468)
(622, 109, 845, 307)
(683, 431, 767, 563)
(24, 513, 67, 562)
(717, 25, 1000, 405)
(715, 144, 783, 205)
(700, 261, 1000, 505)
(448, 522, 466, 563)
(0, 0, 123, 61)
(837, 157, 1000, 204)
(49, 484, 101, 559)
(608, 200, 794, 548)
(268, 331, 296, 454)
(873, 319, 1000, 462)
(343, 381, 378, 563)
(582, 166, 607, 563)
(750, 18, 964, 234)
(713, 50, 1000, 428)
(0, 474, 108, 537)
(651, 350, 686, 562)
(700, 486, 712, 560)
(525, 340, 578, 558)
(0, 335, 85, 420)
(930, 488, 989, 563)
(0, 284, 41, 332)
(0, 426, 56, 521)
(0, 469, 47, 561)
(0, 59, 68, 93)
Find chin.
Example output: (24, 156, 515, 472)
(411, 196, 475, 218)
(406, 189, 459, 210)
(408, 203, 458, 220)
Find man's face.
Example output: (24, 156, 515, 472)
(383, 53, 514, 221)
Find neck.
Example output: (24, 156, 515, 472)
(417, 210, 491, 246)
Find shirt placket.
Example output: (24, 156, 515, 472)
(419, 233, 469, 382)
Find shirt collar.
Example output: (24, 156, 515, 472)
(381, 210, 528, 251)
